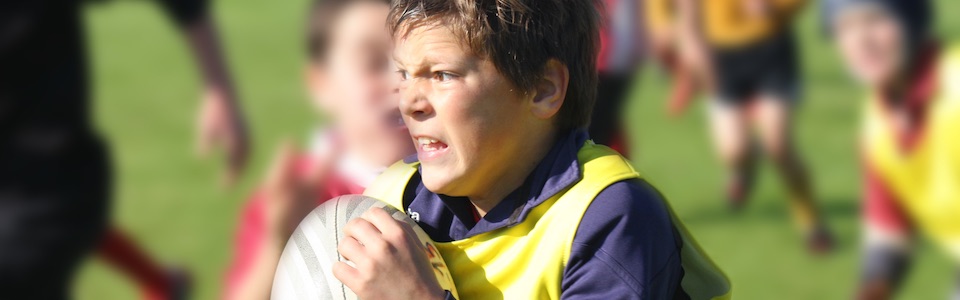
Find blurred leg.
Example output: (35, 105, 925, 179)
(750, 95, 823, 234)
(858, 225, 914, 300)
(707, 99, 756, 209)
(953, 270, 960, 300)
(98, 228, 177, 300)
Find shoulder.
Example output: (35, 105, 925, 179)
(576, 179, 678, 245)
(562, 179, 684, 297)
(572, 178, 680, 264)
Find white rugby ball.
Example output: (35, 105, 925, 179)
(271, 195, 458, 299)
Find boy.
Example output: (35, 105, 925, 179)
(335, 0, 731, 298)
(822, 0, 960, 298)
(651, 0, 833, 253)
(222, 0, 413, 299)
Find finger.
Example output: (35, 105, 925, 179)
(196, 103, 214, 157)
(332, 261, 361, 289)
(199, 95, 229, 157)
(396, 220, 427, 254)
(361, 207, 406, 243)
(343, 217, 387, 251)
(337, 236, 369, 265)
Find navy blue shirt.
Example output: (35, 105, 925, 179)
(401, 131, 687, 299)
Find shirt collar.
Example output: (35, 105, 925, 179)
(877, 41, 940, 150)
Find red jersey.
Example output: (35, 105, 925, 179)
(223, 130, 385, 299)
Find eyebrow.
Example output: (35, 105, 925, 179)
(393, 53, 442, 70)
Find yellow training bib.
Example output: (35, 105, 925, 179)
(365, 142, 732, 299)
(863, 43, 960, 261)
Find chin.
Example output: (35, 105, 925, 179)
(420, 165, 458, 195)
(851, 68, 886, 88)
(863, 73, 894, 89)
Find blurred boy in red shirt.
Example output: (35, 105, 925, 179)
(222, 0, 413, 299)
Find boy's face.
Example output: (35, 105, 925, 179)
(834, 5, 908, 89)
(310, 2, 413, 166)
(394, 25, 537, 197)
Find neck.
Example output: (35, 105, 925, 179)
(881, 39, 938, 107)
(339, 130, 392, 170)
(880, 80, 909, 106)
(467, 129, 559, 217)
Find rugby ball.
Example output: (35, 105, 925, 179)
(271, 195, 458, 299)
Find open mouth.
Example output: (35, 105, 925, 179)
(416, 136, 449, 161)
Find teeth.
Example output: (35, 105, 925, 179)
(418, 137, 439, 145)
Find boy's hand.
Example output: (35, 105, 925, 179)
(333, 207, 446, 300)
(197, 79, 250, 187)
(263, 143, 330, 242)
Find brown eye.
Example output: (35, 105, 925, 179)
(433, 72, 455, 82)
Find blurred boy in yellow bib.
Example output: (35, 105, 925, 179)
(823, 0, 960, 298)
(644, 0, 834, 253)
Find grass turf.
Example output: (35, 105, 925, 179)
(74, 1, 960, 299)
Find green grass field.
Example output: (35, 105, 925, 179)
(74, 1, 960, 299)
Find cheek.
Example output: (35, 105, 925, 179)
(874, 24, 906, 71)
(839, 30, 890, 83)
(447, 92, 524, 159)
(435, 90, 482, 139)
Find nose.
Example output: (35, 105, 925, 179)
(399, 79, 433, 121)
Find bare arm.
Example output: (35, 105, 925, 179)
(673, 0, 716, 91)
(229, 144, 336, 300)
(153, 0, 251, 184)
(229, 235, 287, 300)
(182, 17, 250, 185)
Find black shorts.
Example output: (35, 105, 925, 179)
(590, 72, 635, 145)
(712, 31, 800, 105)
(0, 135, 111, 300)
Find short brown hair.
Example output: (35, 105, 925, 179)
(306, 0, 391, 62)
(389, 0, 602, 132)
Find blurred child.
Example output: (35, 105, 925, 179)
(661, 0, 833, 253)
(821, 0, 960, 298)
(221, 0, 411, 299)
(0, 0, 246, 298)
(338, 0, 731, 298)
(591, 0, 646, 156)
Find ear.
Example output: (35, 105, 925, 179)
(530, 59, 569, 120)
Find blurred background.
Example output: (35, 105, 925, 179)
(70, 0, 958, 299)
